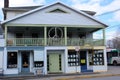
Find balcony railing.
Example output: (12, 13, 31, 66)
(67, 38, 104, 46)
(7, 38, 104, 46)
(7, 38, 44, 46)
(47, 38, 65, 46)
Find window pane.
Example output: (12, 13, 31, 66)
(34, 51, 44, 68)
(93, 50, 104, 65)
(68, 50, 79, 66)
(7, 52, 17, 68)
(34, 51, 44, 61)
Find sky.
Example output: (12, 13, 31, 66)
(0, 0, 120, 39)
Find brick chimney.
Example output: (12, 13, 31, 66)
(4, 0, 9, 8)
(4, 0, 9, 20)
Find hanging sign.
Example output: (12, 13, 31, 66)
(75, 46, 80, 51)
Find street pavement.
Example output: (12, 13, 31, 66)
(0, 66, 120, 80)
(73, 76, 120, 80)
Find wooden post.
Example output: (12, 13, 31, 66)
(44, 26, 47, 46)
(5, 26, 7, 46)
(64, 27, 67, 46)
(103, 28, 105, 46)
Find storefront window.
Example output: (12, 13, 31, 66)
(93, 50, 104, 65)
(7, 52, 17, 68)
(68, 50, 79, 66)
(88, 53, 93, 65)
(34, 61, 44, 67)
(34, 51, 44, 67)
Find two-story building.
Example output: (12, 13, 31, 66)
(1, 2, 108, 75)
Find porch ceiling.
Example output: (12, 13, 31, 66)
(8, 27, 44, 32)
(68, 27, 101, 33)
(8, 26, 100, 33)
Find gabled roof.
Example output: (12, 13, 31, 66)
(2, 5, 42, 12)
(1, 1, 108, 27)
(3, 5, 96, 16)
(81, 10, 96, 16)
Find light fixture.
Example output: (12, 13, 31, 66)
(11, 53, 14, 56)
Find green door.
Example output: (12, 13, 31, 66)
(47, 53, 62, 73)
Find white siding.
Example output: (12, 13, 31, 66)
(34, 50, 44, 61)
(7, 11, 26, 20)
(8, 4, 104, 27)
(66, 66, 81, 73)
(0, 39, 5, 47)
(93, 66, 107, 72)
(0, 51, 3, 68)
(7, 12, 16, 20)
(4, 69, 19, 74)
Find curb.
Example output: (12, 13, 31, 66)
(0, 72, 98, 79)
(55, 74, 120, 80)
(0, 73, 120, 80)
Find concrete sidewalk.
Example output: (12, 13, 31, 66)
(51, 66, 120, 80)
(50, 66, 120, 80)
(0, 66, 120, 80)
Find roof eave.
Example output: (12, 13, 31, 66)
(1, 1, 108, 27)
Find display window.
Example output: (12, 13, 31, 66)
(93, 52, 104, 65)
(34, 61, 44, 67)
(7, 52, 17, 68)
(34, 51, 44, 68)
(88, 50, 104, 65)
(89, 50, 104, 65)
(68, 50, 79, 66)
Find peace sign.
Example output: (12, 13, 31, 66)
(48, 27, 63, 39)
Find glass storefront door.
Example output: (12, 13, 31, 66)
(21, 51, 30, 73)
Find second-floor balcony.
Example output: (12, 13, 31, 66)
(5, 26, 105, 47)
(7, 38, 104, 46)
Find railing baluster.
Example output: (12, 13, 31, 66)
(7, 38, 104, 46)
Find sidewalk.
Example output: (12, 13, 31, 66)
(0, 66, 120, 80)
(50, 66, 120, 80)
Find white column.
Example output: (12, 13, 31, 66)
(3, 47, 7, 74)
(64, 27, 67, 46)
(44, 27, 47, 46)
(86, 51, 89, 69)
(30, 52, 33, 72)
(64, 48, 68, 73)
(103, 29, 105, 46)
(103, 49, 107, 71)
(44, 48, 47, 74)
(18, 51, 21, 73)
(5, 26, 7, 46)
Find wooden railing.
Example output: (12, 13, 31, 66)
(7, 38, 104, 46)
(7, 38, 44, 46)
(47, 38, 65, 46)
(67, 38, 104, 46)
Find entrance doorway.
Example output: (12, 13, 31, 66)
(47, 53, 62, 73)
(80, 51, 87, 72)
(21, 51, 30, 73)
